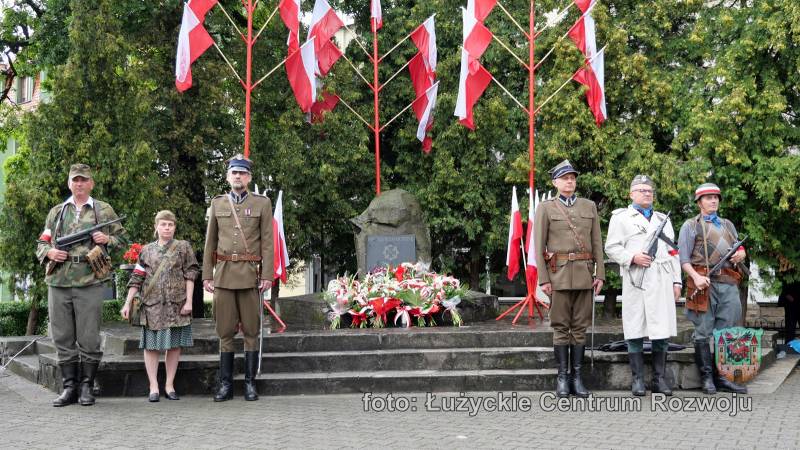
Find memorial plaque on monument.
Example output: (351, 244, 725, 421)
(366, 235, 416, 271)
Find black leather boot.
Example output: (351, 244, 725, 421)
(651, 351, 673, 396)
(78, 361, 99, 406)
(243, 351, 259, 401)
(569, 344, 591, 398)
(714, 362, 747, 394)
(628, 352, 646, 396)
(694, 341, 717, 395)
(214, 352, 234, 402)
(554, 345, 570, 398)
(52, 362, 79, 407)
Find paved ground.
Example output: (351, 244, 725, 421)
(3, 367, 800, 449)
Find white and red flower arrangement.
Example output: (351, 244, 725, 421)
(325, 262, 466, 329)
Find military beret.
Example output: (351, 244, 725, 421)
(154, 210, 177, 224)
(630, 174, 655, 190)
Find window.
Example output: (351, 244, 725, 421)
(16, 76, 33, 103)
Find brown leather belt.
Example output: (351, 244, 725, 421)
(214, 252, 261, 262)
(554, 252, 593, 261)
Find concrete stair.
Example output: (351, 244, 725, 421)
(1, 318, 779, 397)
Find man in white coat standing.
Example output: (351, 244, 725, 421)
(605, 175, 682, 396)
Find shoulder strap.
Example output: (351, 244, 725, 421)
(142, 240, 178, 300)
(226, 194, 251, 255)
(552, 200, 588, 253)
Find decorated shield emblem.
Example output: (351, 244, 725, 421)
(713, 327, 763, 384)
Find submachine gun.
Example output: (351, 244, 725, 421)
(631, 211, 678, 289)
(45, 216, 126, 276)
(687, 236, 749, 302)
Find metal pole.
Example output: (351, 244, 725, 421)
(244, 0, 254, 158)
(372, 25, 381, 195)
(529, 0, 536, 194)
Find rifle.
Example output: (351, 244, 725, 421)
(687, 235, 749, 301)
(631, 211, 672, 289)
(45, 216, 126, 275)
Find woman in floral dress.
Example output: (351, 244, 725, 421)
(121, 210, 199, 402)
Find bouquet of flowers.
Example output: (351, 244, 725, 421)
(325, 262, 466, 329)
(123, 242, 143, 264)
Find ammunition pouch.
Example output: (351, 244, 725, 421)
(86, 246, 112, 279)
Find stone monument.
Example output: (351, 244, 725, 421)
(350, 189, 432, 275)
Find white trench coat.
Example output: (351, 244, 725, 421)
(605, 206, 681, 340)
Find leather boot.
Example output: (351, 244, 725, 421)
(52, 362, 79, 407)
(694, 342, 717, 395)
(554, 345, 570, 398)
(714, 362, 747, 394)
(569, 344, 591, 398)
(78, 361, 99, 406)
(651, 351, 673, 396)
(628, 352, 646, 396)
(214, 352, 234, 402)
(243, 351, 259, 401)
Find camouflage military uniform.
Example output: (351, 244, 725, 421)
(36, 197, 127, 363)
(127, 239, 199, 331)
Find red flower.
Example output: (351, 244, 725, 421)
(123, 242, 143, 264)
(394, 265, 406, 281)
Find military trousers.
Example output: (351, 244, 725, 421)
(549, 289, 593, 345)
(213, 287, 261, 352)
(47, 283, 106, 364)
(686, 282, 741, 343)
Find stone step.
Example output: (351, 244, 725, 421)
(28, 346, 775, 396)
(231, 369, 559, 395)
(3, 354, 40, 385)
(99, 327, 675, 356)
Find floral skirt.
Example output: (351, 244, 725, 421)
(139, 324, 193, 351)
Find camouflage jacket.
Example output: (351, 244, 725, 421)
(127, 239, 199, 331)
(36, 197, 127, 287)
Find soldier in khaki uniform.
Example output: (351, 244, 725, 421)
(534, 160, 605, 398)
(203, 155, 273, 402)
(36, 164, 127, 407)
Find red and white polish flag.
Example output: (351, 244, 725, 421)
(416, 82, 439, 153)
(567, 0, 598, 60)
(410, 16, 437, 76)
(285, 39, 318, 113)
(525, 189, 539, 291)
(273, 191, 290, 283)
(371, 0, 382, 32)
(408, 16, 438, 151)
(506, 187, 524, 281)
(279, 0, 301, 53)
(175, 0, 218, 92)
(573, 47, 607, 125)
(308, 0, 344, 76)
(454, 1, 495, 129)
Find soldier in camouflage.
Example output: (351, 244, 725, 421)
(36, 164, 127, 407)
(203, 155, 273, 402)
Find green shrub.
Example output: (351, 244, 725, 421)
(1, 298, 212, 336)
(0, 302, 47, 336)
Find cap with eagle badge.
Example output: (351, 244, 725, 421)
(226, 154, 252, 173)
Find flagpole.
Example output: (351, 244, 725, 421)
(372, 22, 381, 195)
(244, 0, 255, 158)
